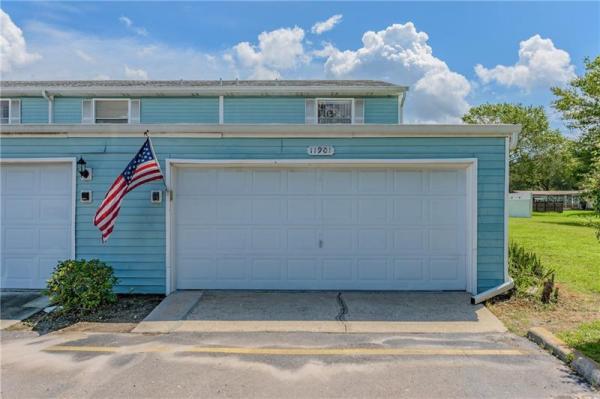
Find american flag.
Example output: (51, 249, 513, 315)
(94, 138, 164, 242)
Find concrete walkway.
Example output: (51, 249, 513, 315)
(134, 291, 506, 334)
(1, 290, 49, 330)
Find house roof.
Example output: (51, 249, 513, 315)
(0, 80, 407, 97)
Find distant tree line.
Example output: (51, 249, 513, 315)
(463, 56, 600, 212)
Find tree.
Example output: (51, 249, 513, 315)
(462, 103, 577, 191)
(552, 56, 600, 212)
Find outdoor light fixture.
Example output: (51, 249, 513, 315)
(77, 157, 90, 179)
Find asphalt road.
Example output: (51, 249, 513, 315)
(1, 329, 597, 398)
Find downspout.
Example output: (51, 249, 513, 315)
(398, 91, 407, 124)
(42, 90, 53, 123)
(471, 278, 514, 304)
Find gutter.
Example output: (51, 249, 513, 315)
(471, 277, 514, 304)
(41, 90, 54, 123)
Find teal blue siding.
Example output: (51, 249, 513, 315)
(364, 96, 398, 124)
(141, 97, 219, 124)
(0, 136, 506, 294)
(20, 98, 49, 123)
(54, 98, 82, 123)
(224, 97, 305, 123)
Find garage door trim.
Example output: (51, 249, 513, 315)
(0, 158, 77, 285)
(165, 158, 478, 295)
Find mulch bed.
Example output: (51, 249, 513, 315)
(17, 294, 164, 335)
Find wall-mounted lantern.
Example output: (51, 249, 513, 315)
(77, 157, 91, 180)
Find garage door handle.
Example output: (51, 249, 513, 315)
(319, 239, 323, 248)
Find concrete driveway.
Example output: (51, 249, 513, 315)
(1, 291, 596, 397)
(0, 290, 48, 330)
(135, 291, 506, 334)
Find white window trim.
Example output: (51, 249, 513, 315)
(315, 98, 356, 125)
(0, 158, 77, 260)
(164, 158, 479, 296)
(90, 98, 132, 124)
(0, 98, 13, 124)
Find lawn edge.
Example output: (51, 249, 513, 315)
(527, 327, 600, 387)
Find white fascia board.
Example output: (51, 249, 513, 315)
(0, 123, 521, 139)
(0, 85, 408, 98)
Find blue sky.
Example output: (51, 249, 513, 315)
(1, 1, 598, 127)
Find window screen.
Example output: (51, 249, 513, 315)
(0, 100, 9, 124)
(317, 100, 352, 124)
(95, 100, 129, 123)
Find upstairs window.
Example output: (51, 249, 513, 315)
(317, 99, 352, 124)
(94, 99, 129, 124)
(82, 99, 140, 124)
(0, 99, 20, 124)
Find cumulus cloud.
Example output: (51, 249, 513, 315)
(124, 65, 148, 80)
(0, 9, 41, 73)
(311, 14, 343, 35)
(119, 15, 148, 36)
(475, 34, 576, 90)
(2, 20, 231, 80)
(316, 22, 471, 123)
(231, 26, 308, 79)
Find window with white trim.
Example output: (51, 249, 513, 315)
(94, 99, 130, 124)
(0, 99, 21, 124)
(317, 99, 353, 124)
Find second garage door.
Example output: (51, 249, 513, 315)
(174, 166, 467, 290)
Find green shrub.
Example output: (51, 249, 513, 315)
(509, 242, 558, 302)
(45, 259, 118, 313)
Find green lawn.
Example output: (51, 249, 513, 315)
(509, 211, 600, 294)
(558, 320, 600, 363)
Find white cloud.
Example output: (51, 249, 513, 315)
(316, 22, 471, 123)
(0, 9, 41, 73)
(231, 26, 308, 79)
(475, 34, 576, 90)
(124, 65, 148, 80)
(75, 49, 94, 63)
(119, 15, 148, 36)
(3, 20, 231, 80)
(311, 14, 343, 35)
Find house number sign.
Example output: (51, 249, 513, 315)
(307, 145, 335, 156)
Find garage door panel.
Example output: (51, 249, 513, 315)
(322, 229, 354, 250)
(287, 198, 319, 223)
(251, 229, 282, 250)
(394, 258, 424, 281)
(358, 258, 388, 280)
(217, 258, 247, 280)
(394, 198, 424, 224)
(287, 258, 318, 280)
(251, 259, 282, 280)
(174, 167, 467, 291)
(40, 198, 70, 221)
(322, 259, 353, 280)
(1, 164, 72, 289)
(40, 166, 71, 193)
(394, 171, 424, 193)
(177, 169, 216, 195)
(5, 228, 38, 250)
(252, 170, 283, 193)
(287, 229, 319, 250)
(358, 170, 388, 193)
(176, 198, 216, 223)
(4, 198, 36, 221)
(358, 198, 389, 223)
(39, 228, 70, 251)
(252, 198, 282, 223)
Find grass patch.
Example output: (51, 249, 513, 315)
(558, 320, 600, 364)
(488, 210, 600, 364)
(510, 210, 600, 294)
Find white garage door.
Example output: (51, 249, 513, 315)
(174, 166, 467, 290)
(1, 163, 73, 289)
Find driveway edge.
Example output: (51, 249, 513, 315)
(527, 327, 600, 387)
